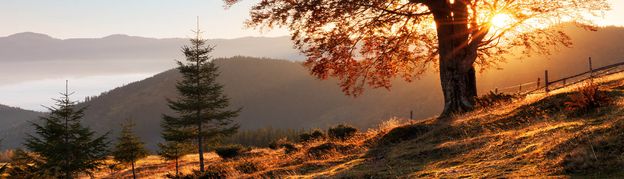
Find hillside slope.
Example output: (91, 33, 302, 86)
(318, 74, 624, 178)
(92, 71, 624, 178)
(0, 105, 42, 148)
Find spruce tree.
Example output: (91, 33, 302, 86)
(112, 119, 148, 179)
(24, 81, 109, 178)
(162, 23, 240, 172)
(158, 141, 192, 177)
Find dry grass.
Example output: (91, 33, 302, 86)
(85, 73, 624, 178)
(87, 153, 220, 178)
(329, 73, 624, 178)
(87, 120, 406, 178)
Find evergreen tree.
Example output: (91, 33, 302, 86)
(158, 141, 192, 177)
(162, 23, 240, 172)
(112, 119, 148, 179)
(24, 81, 109, 178)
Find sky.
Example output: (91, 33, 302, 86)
(0, 0, 288, 39)
(0, 0, 621, 39)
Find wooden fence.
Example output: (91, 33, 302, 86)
(495, 57, 624, 95)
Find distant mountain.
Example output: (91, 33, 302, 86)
(0, 33, 302, 84)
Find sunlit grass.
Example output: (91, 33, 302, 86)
(86, 71, 624, 178)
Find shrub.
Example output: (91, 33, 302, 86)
(269, 138, 288, 150)
(0, 149, 15, 163)
(214, 144, 248, 160)
(475, 91, 517, 108)
(307, 142, 355, 158)
(235, 160, 265, 174)
(299, 130, 326, 142)
(379, 124, 431, 145)
(269, 138, 298, 154)
(328, 124, 358, 140)
(565, 82, 612, 114)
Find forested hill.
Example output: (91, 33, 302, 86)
(78, 57, 443, 150)
(0, 105, 43, 148)
(0, 57, 444, 150)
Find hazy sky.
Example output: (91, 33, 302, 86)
(0, 0, 622, 39)
(0, 0, 288, 39)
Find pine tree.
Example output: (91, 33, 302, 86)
(158, 141, 192, 177)
(162, 21, 240, 172)
(24, 81, 109, 178)
(112, 119, 148, 179)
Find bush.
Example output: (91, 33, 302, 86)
(268, 138, 287, 150)
(307, 142, 355, 158)
(214, 144, 248, 160)
(565, 82, 612, 114)
(268, 138, 298, 154)
(328, 124, 358, 140)
(475, 91, 517, 108)
(235, 160, 265, 174)
(0, 149, 15, 163)
(299, 130, 326, 142)
(379, 124, 431, 145)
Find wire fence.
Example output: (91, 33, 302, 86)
(494, 57, 624, 95)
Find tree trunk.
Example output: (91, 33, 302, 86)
(175, 158, 179, 177)
(131, 162, 136, 179)
(430, 1, 479, 118)
(196, 43, 205, 173)
(198, 112, 205, 173)
(438, 60, 477, 117)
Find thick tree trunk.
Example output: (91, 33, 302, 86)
(439, 60, 477, 116)
(430, 0, 479, 117)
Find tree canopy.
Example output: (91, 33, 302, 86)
(227, 0, 608, 94)
(225, 0, 609, 115)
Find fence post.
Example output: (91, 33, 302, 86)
(589, 57, 593, 78)
(410, 110, 413, 120)
(519, 84, 522, 93)
(495, 88, 498, 93)
(545, 70, 550, 92)
(537, 78, 541, 88)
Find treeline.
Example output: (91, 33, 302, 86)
(225, 127, 308, 147)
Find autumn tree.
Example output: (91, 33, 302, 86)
(112, 119, 148, 179)
(225, 0, 609, 116)
(161, 22, 240, 172)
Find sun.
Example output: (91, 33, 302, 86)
(490, 13, 515, 29)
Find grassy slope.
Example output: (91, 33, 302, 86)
(330, 73, 624, 178)
(93, 72, 624, 178)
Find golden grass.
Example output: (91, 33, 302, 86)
(85, 72, 624, 178)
